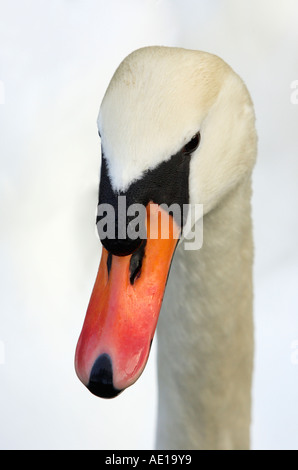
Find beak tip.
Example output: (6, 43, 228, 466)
(87, 353, 122, 399)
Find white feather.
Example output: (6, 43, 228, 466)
(99, 46, 257, 449)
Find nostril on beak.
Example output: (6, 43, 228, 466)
(88, 353, 122, 399)
(129, 240, 146, 285)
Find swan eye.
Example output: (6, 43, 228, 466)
(182, 132, 200, 155)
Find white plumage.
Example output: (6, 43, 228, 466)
(94, 46, 257, 449)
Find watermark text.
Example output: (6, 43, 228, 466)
(290, 80, 298, 104)
(96, 198, 203, 251)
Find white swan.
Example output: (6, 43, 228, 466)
(75, 46, 257, 450)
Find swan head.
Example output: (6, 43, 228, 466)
(75, 46, 257, 398)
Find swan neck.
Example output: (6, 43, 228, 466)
(156, 177, 254, 450)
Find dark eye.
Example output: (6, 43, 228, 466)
(182, 131, 201, 155)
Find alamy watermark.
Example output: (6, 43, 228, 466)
(290, 80, 298, 104)
(96, 197, 203, 251)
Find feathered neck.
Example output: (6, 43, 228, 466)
(156, 176, 254, 450)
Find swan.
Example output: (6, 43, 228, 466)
(75, 46, 257, 450)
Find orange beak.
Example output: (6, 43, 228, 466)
(75, 203, 180, 397)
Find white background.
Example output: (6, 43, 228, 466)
(1, 0, 298, 449)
